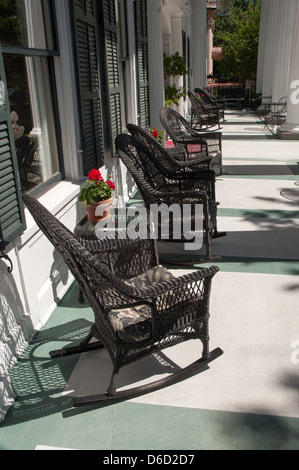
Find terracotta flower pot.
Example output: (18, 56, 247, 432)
(83, 197, 113, 223)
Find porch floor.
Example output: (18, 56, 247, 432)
(1, 110, 299, 451)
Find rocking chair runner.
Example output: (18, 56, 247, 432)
(159, 107, 223, 174)
(23, 193, 223, 405)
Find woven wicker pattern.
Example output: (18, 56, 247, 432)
(188, 90, 223, 130)
(115, 133, 221, 260)
(194, 87, 225, 115)
(23, 193, 219, 398)
(126, 123, 224, 240)
(159, 107, 222, 173)
(127, 123, 215, 172)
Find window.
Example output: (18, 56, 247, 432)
(0, 0, 61, 192)
(135, 0, 150, 129)
(116, 0, 128, 132)
(101, 0, 124, 151)
(3, 54, 60, 191)
(0, 0, 56, 50)
(71, 0, 105, 173)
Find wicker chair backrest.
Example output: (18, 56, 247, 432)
(127, 123, 187, 174)
(115, 133, 171, 193)
(159, 107, 195, 143)
(193, 87, 212, 105)
(188, 90, 211, 114)
(22, 194, 139, 315)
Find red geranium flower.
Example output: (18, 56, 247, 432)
(106, 180, 116, 191)
(88, 169, 103, 182)
(79, 169, 116, 205)
(151, 127, 159, 138)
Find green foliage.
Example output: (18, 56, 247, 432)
(163, 52, 189, 80)
(150, 127, 164, 143)
(164, 84, 186, 107)
(78, 170, 115, 206)
(0, 0, 22, 45)
(213, 0, 261, 82)
(78, 181, 113, 206)
(163, 52, 188, 106)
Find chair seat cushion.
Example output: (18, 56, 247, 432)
(108, 266, 175, 343)
(125, 264, 175, 289)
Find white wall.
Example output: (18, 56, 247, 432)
(0, 0, 85, 422)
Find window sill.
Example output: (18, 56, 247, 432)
(21, 180, 81, 246)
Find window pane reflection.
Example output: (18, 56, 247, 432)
(4, 54, 59, 191)
(0, 0, 55, 50)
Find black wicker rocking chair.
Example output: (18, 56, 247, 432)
(126, 123, 226, 241)
(188, 90, 223, 130)
(194, 87, 225, 115)
(23, 193, 223, 406)
(159, 107, 223, 174)
(116, 133, 223, 265)
(127, 122, 214, 172)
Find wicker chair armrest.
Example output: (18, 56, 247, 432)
(149, 185, 209, 202)
(203, 103, 217, 112)
(169, 151, 215, 167)
(176, 135, 222, 156)
(173, 169, 216, 181)
(175, 137, 220, 152)
(175, 135, 205, 144)
(102, 265, 218, 306)
(189, 131, 222, 141)
(119, 267, 220, 336)
(141, 265, 219, 299)
(176, 136, 221, 146)
(190, 126, 221, 134)
(96, 264, 217, 313)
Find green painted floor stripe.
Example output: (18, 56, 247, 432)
(217, 208, 299, 219)
(162, 256, 299, 275)
(224, 157, 285, 162)
(2, 399, 299, 450)
(223, 135, 276, 140)
(221, 174, 299, 180)
(1, 281, 299, 451)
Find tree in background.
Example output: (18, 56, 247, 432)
(0, 0, 22, 45)
(213, 0, 261, 83)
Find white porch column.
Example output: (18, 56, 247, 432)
(272, 0, 296, 102)
(261, 0, 280, 98)
(191, 0, 207, 89)
(206, 8, 216, 77)
(277, 0, 299, 139)
(147, 0, 165, 130)
(256, 0, 268, 93)
(171, 13, 184, 115)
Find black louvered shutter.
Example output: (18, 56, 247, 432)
(135, 0, 150, 129)
(0, 46, 26, 250)
(72, 0, 104, 174)
(102, 0, 122, 152)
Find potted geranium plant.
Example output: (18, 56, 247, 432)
(150, 127, 164, 144)
(78, 169, 115, 222)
